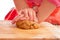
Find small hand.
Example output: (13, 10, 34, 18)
(12, 8, 38, 24)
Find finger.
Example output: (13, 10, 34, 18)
(12, 15, 20, 24)
(31, 9, 38, 22)
(12, 10, 29, 24)
(28, 8, 38, 22)
(12, 14, 24, 24)
(22, 8, 38, 22)
(19, 17, 27, 20)
(28, 8, 34, 21)
(23, 9, 29, 20)
(18, 9, 25, 15)
(33, 12, 38, 23)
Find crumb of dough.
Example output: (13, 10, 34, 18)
(16, 20, 40, 29)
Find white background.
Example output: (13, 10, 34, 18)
(0, 0, 15, 20)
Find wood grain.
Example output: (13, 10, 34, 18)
(0, 20, 60, 40)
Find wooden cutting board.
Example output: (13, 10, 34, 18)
(0, 20, 60, 40)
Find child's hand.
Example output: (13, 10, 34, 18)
(48, 0, 60, 7)
(12, 8, 38, 24)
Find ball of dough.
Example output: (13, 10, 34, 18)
(16, 20, 40, 29)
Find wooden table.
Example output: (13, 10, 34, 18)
(0, 20, 60, 40)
